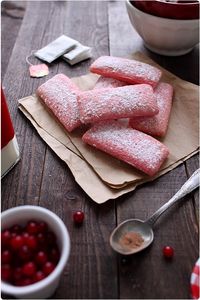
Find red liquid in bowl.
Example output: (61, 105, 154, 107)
(131, 0, 199, 19)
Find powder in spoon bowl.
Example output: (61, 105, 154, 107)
(119, 231, 144, 250)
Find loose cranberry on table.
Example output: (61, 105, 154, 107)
(1, 220, 60, 286)
(73, 210, 85, 224)
(163, 245, 174, 258)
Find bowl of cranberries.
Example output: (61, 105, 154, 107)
(1, 205, 70, 299)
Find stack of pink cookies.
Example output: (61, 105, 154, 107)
(37, 56, 173, 176)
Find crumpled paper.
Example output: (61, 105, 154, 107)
(18, 53, 199, 203)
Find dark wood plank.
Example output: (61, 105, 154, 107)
(116, 165, 198, 299)
(2, 0, 71, 205)
(108, 1, 199, 299)
(2, 1, 199, 299)
(1, 1, 26, 79)
(54, 2, 118, 297)
(185, 154, 199, 222)
(5, 1, 118, 299)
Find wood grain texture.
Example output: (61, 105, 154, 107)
(1, 1, 56, 210)
(185, 154, 199, 223)
(1, 1, 118, 299)
(108, 1, 199, 299)
(116, 166, 198, 299)
(1, 1, 26, 79)
(56, 3, 118, 297)
(1, 1, 199, 299)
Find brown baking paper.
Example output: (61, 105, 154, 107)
(18, 52, 199, 203)
(18, 104, 139, 203)
(69, 52, 199, 186)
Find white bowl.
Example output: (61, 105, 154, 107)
(126, 0, 199, 56)
(1, 205, 70, 299)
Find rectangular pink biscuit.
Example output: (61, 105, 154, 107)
(78, 84, 158, 124)
(93, 76, 128, 89)
(90, 56, 162, 88)
(129, 82, 173, 137)
(82, 121, 169, 176)
(37, 74, 81, 132)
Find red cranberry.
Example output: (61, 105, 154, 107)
(13, 267, 23, 282)
(19, 245, 32, 261)
(1, 264, 12, 281)
(42, 261, 55, 276)
(73, 211, 84, 224)
(10, 224, 22, 234)
(1, 249, 12, 264)
(49, 248, 60, 263)
(25, 235, 38, 250)
(37, 232, 46, 247)
(1, 220, 60, 286)
(11, 232, 17, 238)
(20, 278, 34, 286)
(163, 246, 174, 258)
(38, 221, 48, 233)
(46, 231, 56, 245)
(22, 262, 37, 277)
(1, 230, 11, 247)
(26, 221, 39, 235)
(34, 270, 46, 282)
(22, 232, 29, 242)
(35, 251, 48, 265)
(10, 235, 24, 250)
(14, 279, 24, 286)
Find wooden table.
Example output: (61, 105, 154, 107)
(2, 1, 199, 299)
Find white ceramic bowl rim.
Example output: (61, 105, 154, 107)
(1, 205, 70, 296)
(126, 0, 200, 21)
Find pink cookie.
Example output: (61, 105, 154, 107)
(129, 82, 173, 137)
(90, 56, 162, 88)
(93, 76, 128, 89)
(82, 121, 169, 176)
(37, 74, 81, 132)
(78, 84, 158, 124)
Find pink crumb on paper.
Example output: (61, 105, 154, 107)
(90, 56, 162, 88)
(82, 120, 169, 176)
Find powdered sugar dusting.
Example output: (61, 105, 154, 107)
(78, 84, 158, 124)
(90, 56, 162, 88)
(37, 74, 81, 132)
(93, 76, 128, 89)
(129, 82, 173, 137)
(82, 121, 169, 176)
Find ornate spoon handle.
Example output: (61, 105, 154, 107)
(146, 168, 200, 227)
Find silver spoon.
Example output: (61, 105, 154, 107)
(110, 168, 199, 255)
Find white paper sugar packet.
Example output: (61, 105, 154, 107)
(62, 43, 92, 65)
(34, 35, 77, 63)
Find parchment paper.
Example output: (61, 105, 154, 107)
(18, 53, 199, 203)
